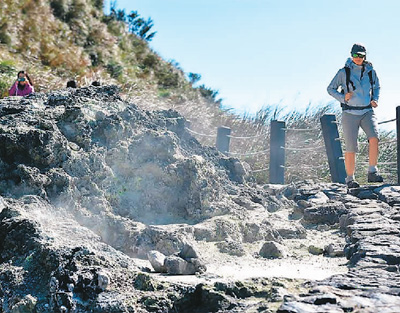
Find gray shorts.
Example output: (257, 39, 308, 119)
(342, 110, 378, 153)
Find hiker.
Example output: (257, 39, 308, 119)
(9, 71, 34, 96)
(327, 43, 382, 188)
(66, 80, 77, 88)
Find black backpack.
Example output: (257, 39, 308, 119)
(341, 63, 374, 110)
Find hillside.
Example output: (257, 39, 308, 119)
(0, 0, 397, 185)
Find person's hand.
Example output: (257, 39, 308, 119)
(371, 100, 378, 108)
(345, 92, 353, 102)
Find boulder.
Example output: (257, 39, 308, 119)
(97, 271, 110, 291)
(164, 255, 197, 275)
(147, 250, 167, 273)
(162, 243, 207, 275)
(259, 241, 287, 259)
(324, 243, 345, 257)
(303, 202, 348, 225)
(179, 243, 199, 259)
(216, 239, 246, 256)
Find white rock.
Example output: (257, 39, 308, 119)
(97, 271, 110, 290)
(147, 250, 167, 273)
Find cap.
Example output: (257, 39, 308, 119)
(351, 43, 366, 55)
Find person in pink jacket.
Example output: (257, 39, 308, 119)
(9, 71, 34, 96)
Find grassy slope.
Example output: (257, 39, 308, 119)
(0, 0, 396, 184)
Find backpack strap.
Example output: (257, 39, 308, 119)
(344, 66, 355, 92)
(360, 63, 365, 80)
(341, 66, 375, 110)
(368, 70, 374, 98)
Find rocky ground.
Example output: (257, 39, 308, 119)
(0, 86, 399, 312)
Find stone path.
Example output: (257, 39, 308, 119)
(278, 184, 400, 313)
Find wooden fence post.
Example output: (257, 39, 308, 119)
(216, 126, 231, 155)
(269, 120, 286, 184)
(320, 114, 346, 184)
(397, 106, 400, 185)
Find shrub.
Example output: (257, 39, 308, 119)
(131, 37, 147, 60)
(50, 0, 68, 21)
(188, 73, 201, 85)
(0, 61, 15, 98)
(65, 0, 86, 22)
(155, 69, 180, 89)
(158, 89, 170, 98)
(0, 23, 11, 45)
(91, 0, 103, 10)
(198, 85, 219, 102)
(127, 11, 156, 41)
(0, 60, 16, 74)
(0, 79, 11, 98)
(141, 54, 159, 69)
(89, 52, 101, 66)
(106, 61, 123, 79)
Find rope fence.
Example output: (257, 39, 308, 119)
(227, 133, 267, 139)
(185, 127, 216, 138)
(378, 118, 396, 125)
(283, 127, 320, 132)
(228, 149, 270, 157)
(283, 145, 325, 151)
(184, 106, 400, 185)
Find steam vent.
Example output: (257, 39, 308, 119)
(0, 86, 400, 312)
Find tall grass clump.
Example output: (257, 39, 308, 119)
(0, 60, 16, 97)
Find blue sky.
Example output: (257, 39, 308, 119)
(105, 0, 400, 130)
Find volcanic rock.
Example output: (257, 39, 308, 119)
(1, 87, 400, 312)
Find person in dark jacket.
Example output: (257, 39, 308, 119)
(327, 43, 383, 188)
(9, 71, 34, 96)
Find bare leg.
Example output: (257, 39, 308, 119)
(345, 152, 356, 177)
(369, 137, 379, 166)
(367, 137, 383, 182)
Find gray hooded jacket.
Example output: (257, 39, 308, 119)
(327, 58, 380, 115)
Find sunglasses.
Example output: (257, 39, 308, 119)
(352, 53, 365, 58)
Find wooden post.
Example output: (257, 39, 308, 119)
(216, 126, 231, 155)
(397, 106, 400, 185)
(320, 114, 346, 184)
(269, 120, 285, 184)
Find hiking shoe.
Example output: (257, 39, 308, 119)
(346, 180, 360, 189)
(368, 172, 383, 183)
